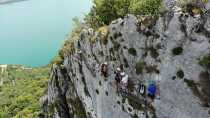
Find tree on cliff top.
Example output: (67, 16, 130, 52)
(85, 0, 164, 28)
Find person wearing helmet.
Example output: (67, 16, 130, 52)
(101, 62, 108, 77)
(147, 83, 157, 100)
(115, 67, 122, 92)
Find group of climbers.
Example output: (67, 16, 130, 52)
(138, 81, 158, 97)
(101, 63, 129, 91)
(114, 65, 129, 92)
(100, 62, 160, 105)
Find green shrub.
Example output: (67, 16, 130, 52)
(0, 112, 8, 118)
(135, 61, 145, 75)
(85, 0, 164, 28)
(51, 55, 63, 65)
(98, 26, 109, 45)
(129, 0, 163, 15)
(184, 79, 197, 88)
(176, 69, 184, 78)
(59, 40, 75, 58)
(127, 80, 135, 92)
(199, 53, 210, 69)
(149, 47, 159, 58)
(128, 48, 137, 56)
(145, 65, 159, 73)
(127, 96, 144, 110)
(172, 47, 183, 55)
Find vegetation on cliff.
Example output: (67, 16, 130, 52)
(0, 65, 50, 118)
(85, 0, 165, 28)
(199, 53, 210, 69)
(55, 0, 210, 63)
(57, 0, 166, 62)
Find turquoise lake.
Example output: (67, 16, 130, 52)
(0, 0, 92, 67)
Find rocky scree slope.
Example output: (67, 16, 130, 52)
(40, 11, 210, 118)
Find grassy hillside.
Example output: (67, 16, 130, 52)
(0, 65, 50, 118)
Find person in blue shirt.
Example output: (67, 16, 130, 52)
(147, 83, 157, 99)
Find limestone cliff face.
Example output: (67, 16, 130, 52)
(40, 8, 210, 118)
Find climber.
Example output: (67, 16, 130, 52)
(147, 82, 157, 100)
(120, 72, 128, 92)
(101, 62, 108, 77)
(138, 83, 145, 95)
(115, 67, 122, 92)
(115, 67, 122, 83)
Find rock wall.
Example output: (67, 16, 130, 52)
(40, 8, 210, 118)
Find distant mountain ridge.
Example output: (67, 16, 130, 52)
(0, 0, 28, 5)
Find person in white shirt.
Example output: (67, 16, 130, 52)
(120, 72, 128, 91)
